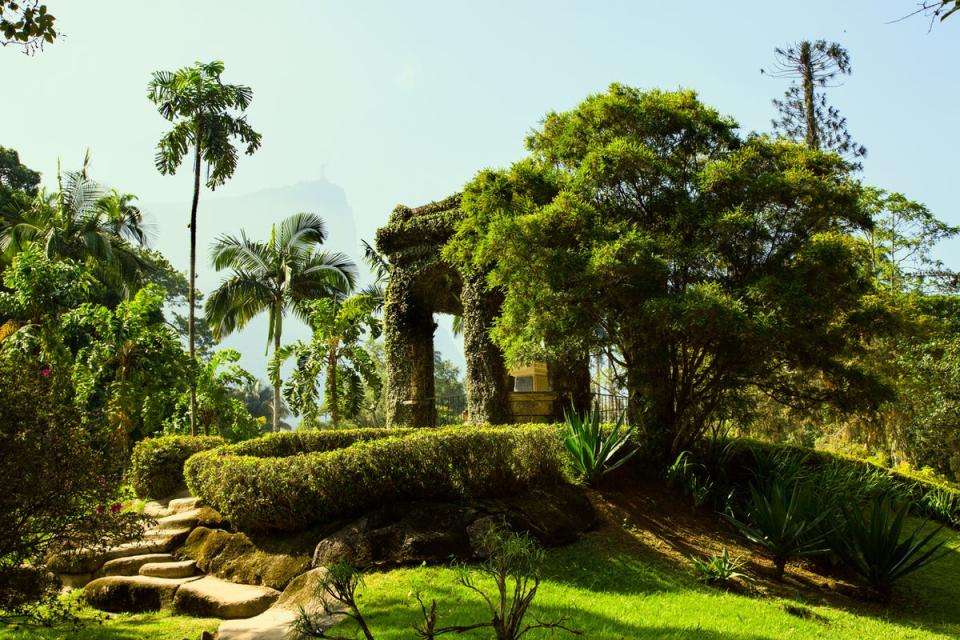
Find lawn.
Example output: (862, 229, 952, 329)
(3, 495, 958, 640)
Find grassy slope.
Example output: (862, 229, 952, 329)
(327, 523, 960, 640)
(0, 607, 219, 640)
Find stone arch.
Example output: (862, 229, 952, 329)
(375, 194, 589, 428)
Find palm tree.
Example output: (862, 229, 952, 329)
(233, 379, 292, 433)
(1, 153, 153, 297)
(206, 212, 357, 432)
(148, 59, 262, 435)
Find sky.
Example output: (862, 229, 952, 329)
(2, 0, 958, 381)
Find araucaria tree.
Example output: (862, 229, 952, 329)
(205, 213, 357, 432)
(763, 41, 866, 167)
(147, 60, 261, 435)
(447, 84, 885, 463)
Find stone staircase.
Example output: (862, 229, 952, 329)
(53, 495, 329, 638)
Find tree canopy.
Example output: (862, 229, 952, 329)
(447, 84, 887, 461)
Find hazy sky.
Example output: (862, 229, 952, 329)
(2, 1, 958, 379)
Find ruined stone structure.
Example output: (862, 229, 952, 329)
(375, 195, 589, 428)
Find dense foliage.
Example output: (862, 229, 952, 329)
(447, 84, 885, 462)
(0, 349, 146, 615)
(128, 435, 226, 499)
(184, 425, 567, 532)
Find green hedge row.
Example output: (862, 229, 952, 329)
(184, 425, 567, 532)
(227, 427, 417, 458)
(702, 438, 960, 527)
(129, 435, 226, 499)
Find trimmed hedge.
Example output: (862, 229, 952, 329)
(698, 438, 960, 527)
(184, 425, 566, 532)
(129, 435, 226, 499)
(227, 427, 417, 458)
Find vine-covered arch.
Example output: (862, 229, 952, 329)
(375, 195, 590, 428)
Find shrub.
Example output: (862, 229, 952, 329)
(689, 549, 750, 587)
(837, 496, 950, 601)
(723, 478, 830, 578)
(185, 425, 567, 532)
(0, 350, 148, 617)
(562, 404, 637, 485)
(129, 435, 226, 498)
(227, 427, 416, 458)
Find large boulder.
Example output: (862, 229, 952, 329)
(313, 484, 596, 569)
(178, 527, 313, 591)
(97, 553, 177, 578)
(82, 575, 200, 612)
(173, 576, 280, 619)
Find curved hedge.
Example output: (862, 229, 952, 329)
(227, 427, 417, 458)
(129, 435, 226, 499)
(184, 425, 566, 532)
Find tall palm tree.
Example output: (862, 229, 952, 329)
(148, 59, 262, 435)
(1, 153, 153, 296)
(206, 212, 357, 432)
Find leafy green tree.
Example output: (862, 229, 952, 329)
(148, 59, 262, 435)
(0, 1, 56, 52)
(0, 145, 40, 199)
(206, 212, 357, 432)
(1, 153, 153, 297)
(434, 350, 466, 424)
(164, 349, 260, 441)
(447, 84, 886, 463)
(859, 188, 959, 292)
(272, 295, 381, 428)
(763, 41, 866, 167)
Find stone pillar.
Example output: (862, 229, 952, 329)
(461, 271, 510, 425)
(383, 268, 437, 427)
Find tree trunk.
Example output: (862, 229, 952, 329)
(800, 41, 819, 150)
(189, 132, 201, 436)
(327, 343, 339, 427)
(272, 308, 282, 433)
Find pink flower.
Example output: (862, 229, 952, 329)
(110, 503, 122, 514)
(40, 366, 51, 377)
(96, 505, 105, 515)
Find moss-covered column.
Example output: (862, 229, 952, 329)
(383, 267, 437, 428)
(462, 271, 510, 425)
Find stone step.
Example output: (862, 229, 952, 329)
(139, 559, 198, 579)
(154, 506, 222, 532)
(83, 575, 202, 613)
(217, 568, 335, 640)
(174, 576, 280, 620)
(101, 527, 192, 563)
(98, 553, 177, 578)
(168, 497, 201, 514)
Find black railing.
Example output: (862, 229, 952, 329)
(436, 394, 468, 425)
(593, 392, 629, 424)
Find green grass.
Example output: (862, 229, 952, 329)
(315, 523, 960, 640)
(0, 602, 219, 640)
(3, 523, 957, 639)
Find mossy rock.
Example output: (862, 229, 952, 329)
(177, 527, 320, 591)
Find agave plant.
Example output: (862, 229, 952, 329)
(837, 497, 950, 601)
(723, 477, 830, 578)
(562, 402, 638, 485)
(689, 549, 751, 587)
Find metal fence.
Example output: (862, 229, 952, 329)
(594, 392, 629, 424)
(436, 394, 468, 425)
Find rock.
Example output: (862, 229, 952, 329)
(156, 506, 223, 532)
(142, 489, 193, 518)
(167, 497, 201, 514)
(313, 502, 474, 568)
(178, 527, 311, 591)
(139, 560, 198, 579)
(173, 576, 280, 619)
(217, 568, 336, 640)
(312, 485, 596, 569)
(97, 554, 177, 578)
(103, 528, 193, 562)
(215, 609, 301, 640)
(58, 573, 92, 590)
(82, 575, 201, 612)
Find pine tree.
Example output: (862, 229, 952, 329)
(763, 41, 867, 168)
